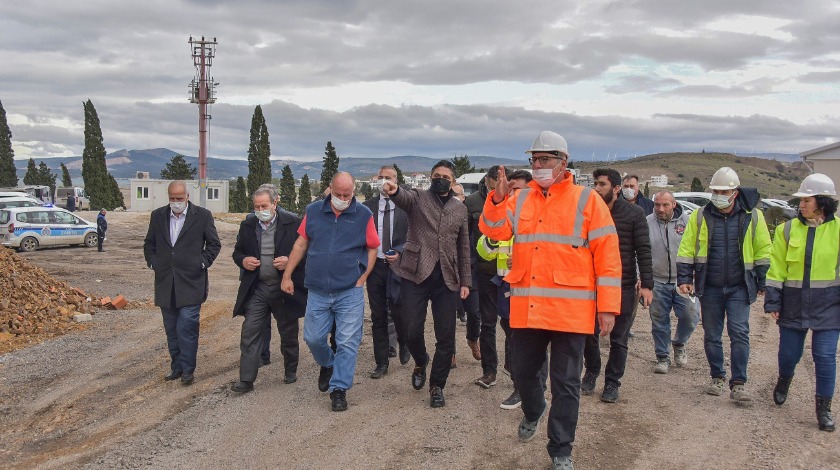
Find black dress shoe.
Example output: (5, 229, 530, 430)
(181, 374, 194, 386)
(260, 358, 271, 367)
(284, 373, 298, 384)
(370, 364, 389, 379)
(412, 357, 428, 390)
(430, 386, 446, 408)
(330, 388, 348, 412)
(231, 381, 254, 393)
(318, 366, 333, 392)
(399, 345, 411, 365)
(388, 346, 397, 358)
(164, 371, 183, 381)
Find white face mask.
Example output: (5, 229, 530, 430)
(170, 201, 187, 214)
(256, 209, 273, 222)
(532, 169, 558, 189)
(332, 196, 351, 211)
(711, 193, 734, 209)
(622, 188, 636, 200)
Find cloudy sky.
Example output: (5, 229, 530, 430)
(2, 0, 839, 163)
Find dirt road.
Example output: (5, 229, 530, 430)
(1, 211, 838, 469)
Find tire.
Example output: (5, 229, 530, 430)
(84, 232, 98, 248)
(19, 237, 39, 252)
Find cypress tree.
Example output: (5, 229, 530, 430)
(228, 176, 249, 213)
(37, 161, 57, 196)
(0, 100, 17, 187)
(393, 164, 406, 185)
(319, 141, 339, 192)
(690, 177, 704, 192)
(246, 105, 271, 196)
(643, 181, 650, 198)
(279, 164, 297, 212)
(108, 173, 124, 209)
(82, 100, 119, 209)
(297, 174, 312, 215)
(60, 163, 73, 187)
(23, 158, 38, 185)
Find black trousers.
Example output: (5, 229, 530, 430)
(366, 259, 406, 367)
(513, 328, 586, 459)
(402, 264, 458, 389)
(477, 271, 499, 374)
(501, 318, 547, 391)
(583, 286, 638, 387)
(464, 269, 481, 341)
(240, 282, 299, 382)
(97, 230, 104, 251)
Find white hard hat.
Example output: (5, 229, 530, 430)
(526, 131, 569, 158)
(708, 167, 740, 190)
(793, 173, 836, 197)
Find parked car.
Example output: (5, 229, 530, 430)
(455, 172, 487, 196)
(673, 192, 712, 208)
(676, 200, 700, 215)
(0, 196, 43, 210)
(758, 198, 797, 219)
(0, 206, 98, 252)
(55, 187, 91, 211)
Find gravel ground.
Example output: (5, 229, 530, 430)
(1, 211, 838, 469)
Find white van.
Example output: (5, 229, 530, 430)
(0, 206, 98, 252)
(55, 187, 91, 211)
(455, 172, 487, 196)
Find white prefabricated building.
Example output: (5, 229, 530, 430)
(130, 175, 229, 212)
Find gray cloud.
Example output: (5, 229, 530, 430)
(604, 76, 682, 94)
(797, 70, 840, 84)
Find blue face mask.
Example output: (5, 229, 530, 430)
(255, 209, 273, 222)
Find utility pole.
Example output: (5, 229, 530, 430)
(188, 36, 218, 207)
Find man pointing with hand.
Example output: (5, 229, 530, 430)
(479, 131, 621, 470)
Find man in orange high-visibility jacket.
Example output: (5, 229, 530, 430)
(479, 131, 621, 469)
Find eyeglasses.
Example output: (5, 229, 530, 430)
(528, 155, 567, 166)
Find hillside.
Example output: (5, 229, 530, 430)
(574, 152, 809, 198)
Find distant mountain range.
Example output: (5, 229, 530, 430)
(15, 149, 527, 182)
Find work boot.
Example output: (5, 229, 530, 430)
(730, 383, 752, 403)
(500, 390, 521, 410)
(654, 357, 670, 374)
(551, 456, 575, 470)
(673, 345, 688, 367)
(517, 402, 547, 442)
(475, 372, 497, 389)
(580, 370, 597, 396)
(600, 383, 619, 403)
(816, 395, 835, 432)
(705, 377, 726, 396)
(773, 376, 793, 405)
(467, 339, 481, 360)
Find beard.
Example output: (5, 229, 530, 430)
(602, 191, 615, 205)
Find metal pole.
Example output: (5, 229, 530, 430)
(198, 41, 207, 208)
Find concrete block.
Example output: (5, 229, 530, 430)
(72, 314, 93, 322)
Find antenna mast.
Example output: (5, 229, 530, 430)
(188, 35, 218, 207)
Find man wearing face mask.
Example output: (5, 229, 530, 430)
(582, 169, 653, 404)
(143, 180, 221, 386)
(380, 160, 471, 409)
(621, 175, 654, 216)
(230, 184, 308, 393)
(479, 131, 621, 469)
(677, 167, 772, 403)
(282, 172, 379, 412)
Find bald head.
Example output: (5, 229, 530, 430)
(653, 190, 676, 221)
(330, 172, 355, 211)
(168, 180, 189, 202)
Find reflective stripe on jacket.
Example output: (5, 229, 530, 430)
(476, 234, 512, 277)
(676, 191, 772, 303)
(764, 215, 840, 330)
(479, 172, 621, 334)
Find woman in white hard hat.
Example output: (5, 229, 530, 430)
(765, 173, 840, 431)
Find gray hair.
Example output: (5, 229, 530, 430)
(653, 190, 675, 201)
(331, 171, 355, 186)
(253, 183, 279, 202)
(168, 180, 188, 193)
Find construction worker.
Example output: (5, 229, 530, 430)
(480, 131, 621, 470)
(766, 174, 840, 431)
(677, 167, 772, 403)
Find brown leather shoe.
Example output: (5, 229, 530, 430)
(467, 339, 481, 360)
(475, 372, 497, 389)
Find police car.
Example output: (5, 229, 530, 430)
(0, 206, 98, 252)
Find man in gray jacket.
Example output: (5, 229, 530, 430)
(647, 190, 698, 374)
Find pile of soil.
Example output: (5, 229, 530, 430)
(0, 246, 97, 352)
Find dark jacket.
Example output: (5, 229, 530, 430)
(67, 195, 76, 212)
(391, 186, 471, 291)
(97, 213, 107, 234)
(611, 197, 654, 289)
(231, 211, 307, 317)
(628, 193, 654, 216)
(705, 201, 746, 288)
(465, 184, 496, 275)
(143, 202, 222, 308)
(363, 195, 409, 254)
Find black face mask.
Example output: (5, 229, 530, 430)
(430, 178, 451, 194)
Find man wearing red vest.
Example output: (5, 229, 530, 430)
(480, 131, 621, 470)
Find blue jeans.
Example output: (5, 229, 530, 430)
(649, 281, 699, 359)
(160, 304, 202, 375)
(699, 284, 750, 385)
(778, 327, 840, 398)
(303, 287, 365, 391)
